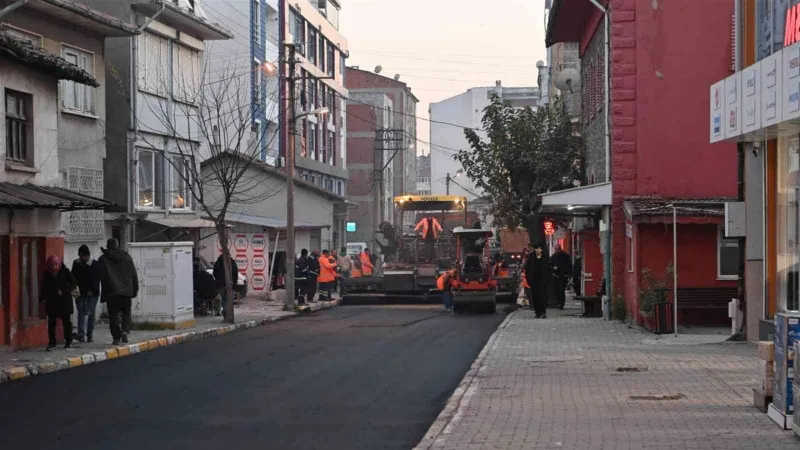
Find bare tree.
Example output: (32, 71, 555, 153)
(115, 55, 283, 323)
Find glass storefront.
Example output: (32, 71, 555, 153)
(777, 136, 800, 311)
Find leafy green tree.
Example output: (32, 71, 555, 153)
(457, 95, 582, 243)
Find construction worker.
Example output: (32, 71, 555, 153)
(415, 216, 443, 261)
(318, 249, 337, 301)
(360, 248, 375, 276)
(436, 268, 456, 312)
(494, 254, 509, 277)
(351, 253, 363, 278)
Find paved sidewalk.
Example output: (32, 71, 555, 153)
(415, 305, 798, 450)
(0, 294, 337, 384)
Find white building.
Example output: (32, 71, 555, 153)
(429, 81, 540, 200)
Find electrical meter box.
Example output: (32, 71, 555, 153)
(128, 242, 195, 329)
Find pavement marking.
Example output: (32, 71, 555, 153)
(0, 300, 338, 385)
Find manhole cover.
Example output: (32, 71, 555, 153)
(628, 393, 685, 401)
(516, 355, 584, 363)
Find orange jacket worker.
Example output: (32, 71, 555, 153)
(360, 248, 375, 276)
(436, 269, 456, 311)
(415, 216, 443, 240)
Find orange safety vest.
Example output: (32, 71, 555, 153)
(520, 269, 530, 289)
(415, 217, 442, 239)
(360, 253, 374, 276)
(318, 256, 337, 283)
(436, 270, 455, 291)
(352, 265, 362, 278)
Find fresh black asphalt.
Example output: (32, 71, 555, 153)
(0, 305, 503, 450)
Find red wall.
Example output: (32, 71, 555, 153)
(609, 0, 737, 301)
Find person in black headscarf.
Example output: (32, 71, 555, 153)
(523, 242, 550, 318)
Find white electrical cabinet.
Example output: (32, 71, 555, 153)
(128, 242, 195, 329)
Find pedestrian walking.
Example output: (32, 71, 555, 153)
(436, 268, 456, 312)
(295, 249, 310, 305)
(41, 255, 78, 351)
(523, 242, 550, 318)
(71, 244, 100, 342)
(318, 249, 337, 301)
(97, 238, 139, 345)
(306, 249, 321, 302)
(193, 258, 221, 316)
(213, 253, 238, 317)
(549, 244, 572, 310)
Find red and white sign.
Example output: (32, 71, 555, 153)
(251, 234, 266, 253)
(251, 274, 267, 291)
(544, 220, 556, 236)
(233, 234, 249, 252)
(251, 255, 267, 273)
(787, 5, 800, 47)
(235, 255, 249, 272)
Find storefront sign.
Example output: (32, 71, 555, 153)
(235, 255, 249, 272)
(724, 74, 742, 139)
(784, 42, 800, 121)
(251, 234, 266, 253)
(786, 4, 800, 47)
(742, 64, 761, 133)
(251, 255, 267, 273)
(762, 51, 782, 127)
(233, 234, 249, 252)
(710, 79, 725, 143)
(544, 220, 555, 236)
(251, 274, 267, 291)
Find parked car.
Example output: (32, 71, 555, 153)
(197, 257, 248, 297)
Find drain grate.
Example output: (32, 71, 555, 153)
(628, 393, 685, 401)
(616, 366, 648, 373)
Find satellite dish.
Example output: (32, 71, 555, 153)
(374, 65, 382, 74)
(394, 74, 400, 80)
(554, 68, 581, 92)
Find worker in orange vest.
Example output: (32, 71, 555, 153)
(436, 268, 456, 312)
(318, 249, 337, 301)
(519, 256, 531, 308)
(493, 254, 509, 277)
(360, 248, 375, 276)
(351, 254, 363, 278)
(415, 216, 443, 260)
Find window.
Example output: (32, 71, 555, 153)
(253, 0, 260, 39)
(137, 32, 169, 95)
(170, 155, 193, 210)
(19, 238, 43, 321)
(173, 43, 200, 102)
(318, 35, 325, 71)
(327, 43, 335, 77)
(718, 225, 739, 279)
(290, 9, 304, 54)
(417, 177, 430, 184)
(627, 236, 634, 273)
(61, 46, 95, 114)
(5, 90, 32, 166)
(340, 54, 345, 75)
(320, 84, 326, 108)
(320, 122, 326, 162)
(253, 60, 262, 104)
(328, 130, 335, 165)
(137, 149, 164, 208)
(5, 27, 41, 46)
(307, 28, 317, 64)
(309, 123, 317, 160)
(336, 181, 342, 196)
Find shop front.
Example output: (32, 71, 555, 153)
(709, 34, 800, 338)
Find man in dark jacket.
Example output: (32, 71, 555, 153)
(524, 242, 550, 318)
(41, 255, 77, 351)
(295, 249, 310, 305)
(306, 249, 321, 302)
(214, 253, 239, 316)
(71, 244, 100, 342)
(97, 238, 139, 345)
(194, 258, 221, 316)
(549, 244, 572, 310)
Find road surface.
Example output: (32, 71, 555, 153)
(0, 305, 503, 450)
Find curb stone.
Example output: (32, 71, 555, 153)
(0, 299, 338, 385)
(412, 311, 515, 450)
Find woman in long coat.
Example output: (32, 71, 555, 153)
(41, 255, 77, 351)
(524, 242, 550, 318)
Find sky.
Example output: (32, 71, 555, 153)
(339, 0, 548, 157)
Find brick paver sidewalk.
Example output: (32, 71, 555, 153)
(416, 306, 797, 450)
(0, 293, 336, 383)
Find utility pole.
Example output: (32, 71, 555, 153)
(284, 42, 298, 311)
(446, 172, 451, 195)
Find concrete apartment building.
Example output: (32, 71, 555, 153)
(345, 67, 418, 199)
(429, 82, 540, 201)
(203, 0, 281, 165)
(344, 67, 419, 246)
(0, 0, 138, 348)
(82, 0, 232, 245)
(543, 0, 581, 115)
(416, 153, 431, 196)
(545, 0, 739, 328)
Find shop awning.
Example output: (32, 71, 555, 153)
(0, 182, 112, 211)
(538, 182, 612, 216)
(623, 196, 734, 224)
(225, 212, 330, 230)
(144, 217, 217, 229)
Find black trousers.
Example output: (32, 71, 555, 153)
(107, 296, 132, 341)
(555, 277, 568, 308)
(295, 278, 308, 303)
(531, 287, 548, 317)
(306, 278, 318, 302)
(48, 314, 72, 347)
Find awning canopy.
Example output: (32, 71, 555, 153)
(224, 212, 330, 230)
(144, 217, 217, 229)
(0, 182, 112, 211)
(132, 1, 233, 40)
(538, 182, 612, 216)
(623, 196, 734, 224)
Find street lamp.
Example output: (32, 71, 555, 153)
(284, 106, 329, 310)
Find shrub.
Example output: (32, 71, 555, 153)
(638, 264, 673, 318)
(612, 294, 627, 321)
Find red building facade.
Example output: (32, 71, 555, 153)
(546, 0, 740, 326)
